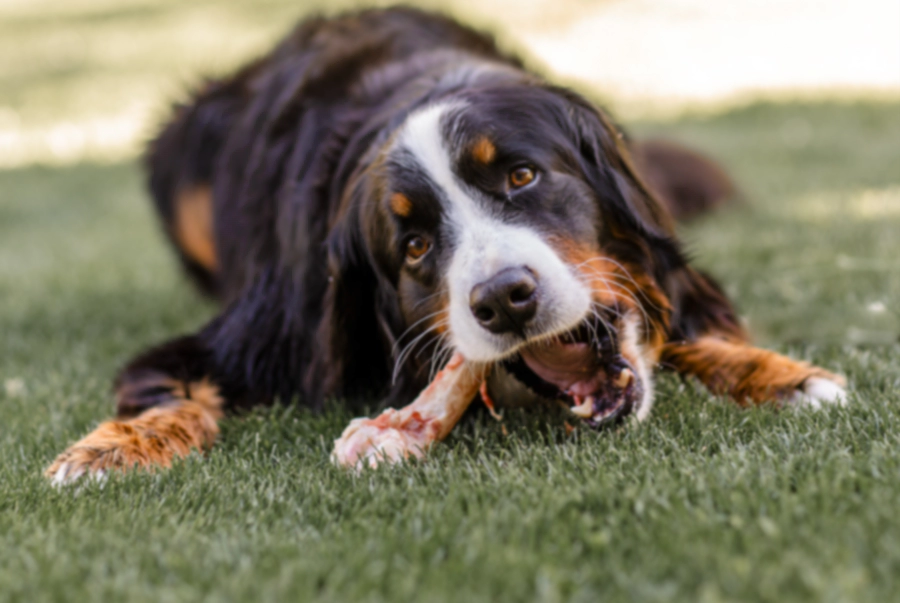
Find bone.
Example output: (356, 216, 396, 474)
(332, 354, 488, 470)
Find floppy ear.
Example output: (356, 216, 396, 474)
(308, 205, 385, 405)
(562, 94, 677, 242)
(307, 174, 417, 408)
(562, 92, 746, 345)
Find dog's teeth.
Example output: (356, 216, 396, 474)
(614, 368, 633, 389)
(571, 396, 594, 418)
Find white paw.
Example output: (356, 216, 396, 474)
(789, 377, 848, 410)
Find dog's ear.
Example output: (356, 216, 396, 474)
(561, 92, 746, 345)
(562, 93, 676, 242)
(307, 174, 406, 406)
(558, 92, 685, 291)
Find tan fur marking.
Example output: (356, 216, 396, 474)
(471, 136, 496, 165)
(551, 238, 671, 352)
(661, 337, 845, 405)
(431, 305, 450, 335)
(44, 380, 223, 478)
(174, 186, 217, 271)
(390, 192, 413, 217)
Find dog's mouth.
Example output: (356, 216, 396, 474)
(501, 319, 643, 427)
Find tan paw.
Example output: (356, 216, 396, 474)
(46, 421, 174, 485)
(46, 401, 220, 485)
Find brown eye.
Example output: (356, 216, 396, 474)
(508, 166, 536, 189)
(406, 236, 430, 262)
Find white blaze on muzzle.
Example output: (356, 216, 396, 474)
(397, 102, 592, 362)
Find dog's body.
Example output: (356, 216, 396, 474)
(47, 7, 846, 482)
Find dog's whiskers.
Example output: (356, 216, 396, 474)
(578, 270, 655, 336)
(392, 310, 446, 354)
(575, 256, 666, 314)
(427, 332, 456, 383)
(392, 318, 449, 385)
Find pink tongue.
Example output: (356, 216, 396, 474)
(520, 342, 606, 398)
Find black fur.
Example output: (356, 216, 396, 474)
(126, 6, 740, 416)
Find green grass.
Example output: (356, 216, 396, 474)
(4, 4, 900, 602)
(2, 99, 899, 602)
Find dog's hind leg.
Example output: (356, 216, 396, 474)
(145, 71, 255, 299)
(45, 336, 232, 485)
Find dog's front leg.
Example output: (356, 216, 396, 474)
(332, 354, 488, 470)
(45, 382, 223, 485)
(661, 336, 847, 408)
(45, 335, 232, 485)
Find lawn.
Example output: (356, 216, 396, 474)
(2, 3, 900, 602)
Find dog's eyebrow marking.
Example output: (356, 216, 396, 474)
(471, 136, 496, 165)
(390, 192, 413, 217)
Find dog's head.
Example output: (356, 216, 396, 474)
(329, 81, 684, 424)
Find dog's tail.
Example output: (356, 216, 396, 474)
(630, 139, 738, 222)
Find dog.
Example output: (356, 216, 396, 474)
(46, 7, 847, 482)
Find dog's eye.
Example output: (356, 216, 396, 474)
(508, 166, 536, 189)
(406, 236, 431, 263)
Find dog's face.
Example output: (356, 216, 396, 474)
(354, 85, 675, 425)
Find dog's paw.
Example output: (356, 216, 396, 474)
(46, 422, 163, 486)
(788, 376, 848, 410)
(45, 419, 195, 486)
(332, 409, 438, 471)
(46, 452, 110, 487)
(46, 400, 220, 486)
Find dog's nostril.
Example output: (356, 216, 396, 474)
(473, 306, 495, 322)
(509, 282, 536, 305)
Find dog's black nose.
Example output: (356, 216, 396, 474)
(469, 266, 539, 335)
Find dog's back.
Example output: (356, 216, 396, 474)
(146, 7, 733, 301)
(145, 8, 519, 300)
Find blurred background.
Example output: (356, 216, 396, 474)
(1, 0, 898, 350)
(1, 0, 897, 167)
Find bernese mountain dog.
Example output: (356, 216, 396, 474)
(47, 7, 847, 482)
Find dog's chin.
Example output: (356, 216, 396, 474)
(496, 320, 644, 427)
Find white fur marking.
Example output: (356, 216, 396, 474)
(618, 313, 655, 421)
(398, 103, 592, 362)
(51, 462, 84, 487)
(790, 377, 848, 409)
